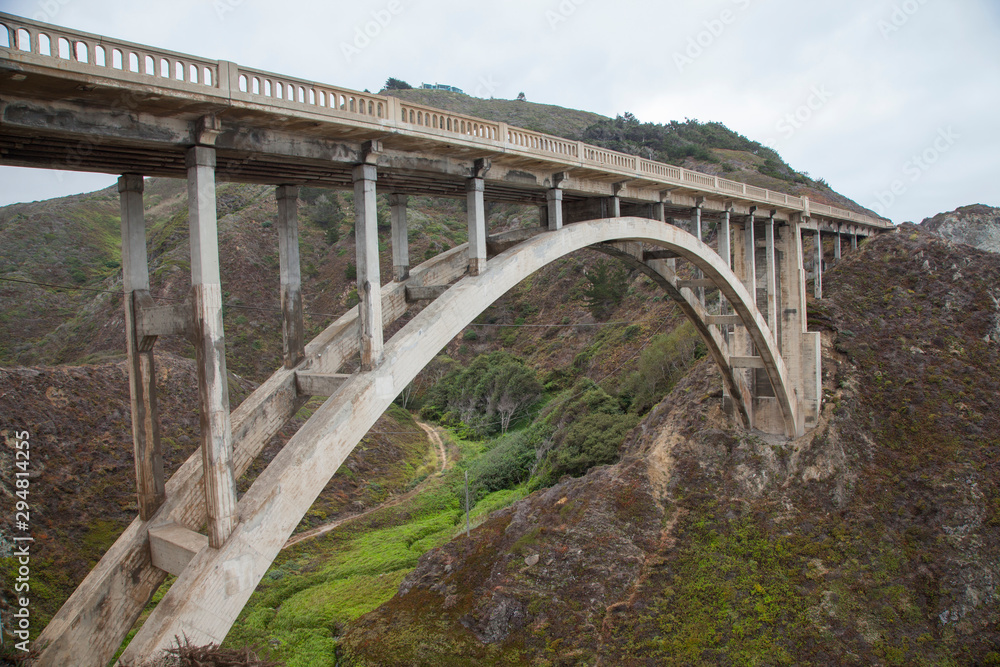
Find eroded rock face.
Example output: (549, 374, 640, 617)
(920, 204, 1000, 254)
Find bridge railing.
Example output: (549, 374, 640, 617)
(0, 11, 891, 229)
(0, 13, 222, 97)
(233, 65, 388, 120)
(506, 127, 578, 158)
(396, 101, 501, 141)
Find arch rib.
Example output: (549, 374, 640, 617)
(118, 216, 798, 661)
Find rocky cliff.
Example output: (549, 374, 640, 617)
(921, 204, 1000, 254)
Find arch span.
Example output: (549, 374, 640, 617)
(119, 215, 797, 660)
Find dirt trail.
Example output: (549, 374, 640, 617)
(282, 418, 447, 550)
(416, 418, 448, 474)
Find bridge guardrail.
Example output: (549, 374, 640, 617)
(0, 11, 890, 229)
(1, 13, 223, 98)
(233, 64, 388, 120)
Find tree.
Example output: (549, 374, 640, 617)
(420, 351, 541, 436)
(516, 92, 526, 101)
(384, 77, 412, 90)
(483, 362, 543, 433)
(311, 194, 345, 230)
(579, 261, 630, 320)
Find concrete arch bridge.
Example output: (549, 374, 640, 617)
(0, 12, 888, 664)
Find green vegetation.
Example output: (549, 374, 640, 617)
(621, 320, 705, 413)
(581, 113, 812, 185)
(383, 77, 412, 90)
(531, 378, 638, 486)
(578, 260, 631, 320)
(421, 351, 543, 436)
(224, 418, 535, 666)
(607, 503, 809, 665)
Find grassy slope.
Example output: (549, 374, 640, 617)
(224, 430, 531, 666)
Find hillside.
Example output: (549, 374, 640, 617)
(384, 88, 606, 140)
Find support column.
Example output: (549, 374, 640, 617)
(834, 228, 842, 261)
(354, 164, 384, 370)
(729, 218, 752, 426)
(466, 178, 486, 276)
(851, 232, 858, 250)
(546, 188, 563, 231)
(186, 146, 237, 548)
(389, 194, 409, 281)
(743, 211, 757, 299)
(692, 203, 705, 304)
(276, 185, 304, 369)
(718, 209, 732, 269)
(653, 201, 666, 224)
(609, 196, 621, 217)
(119, 174, 165, 521)
(778, 217, 811, 436)
(765, 213, 778, 335)
(814, 229, 823, 299)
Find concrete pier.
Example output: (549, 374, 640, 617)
(186, 145, 238, 549)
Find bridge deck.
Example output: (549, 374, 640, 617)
(0, 11, 888, 229)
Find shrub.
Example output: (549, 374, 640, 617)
(623, 324, 642, 341)
(345, 262, 357, 280)
(535, 412, 638, 486)
(310, 194, 345, 230)
(467, 426, 550, 500)
(532, 378, 638, 487)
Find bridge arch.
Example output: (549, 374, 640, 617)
(118, 215, 797, 659)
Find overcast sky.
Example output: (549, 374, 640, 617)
(1, 0, 997, 223)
